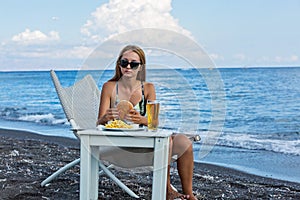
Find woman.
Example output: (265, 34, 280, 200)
(97, 45, 197, 200)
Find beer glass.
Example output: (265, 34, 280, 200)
(146, 100, 160, 131)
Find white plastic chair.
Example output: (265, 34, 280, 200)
(41, 70, 150, 198)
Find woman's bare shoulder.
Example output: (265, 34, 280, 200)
(143, 82, 156, 99)
(143, 82, 155, 89)
(102, 81, 116, 90)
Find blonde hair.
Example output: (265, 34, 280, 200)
(109, 45, 146, 81)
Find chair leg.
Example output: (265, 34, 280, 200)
(99, 164, 114, 176)
(41, 158, 80, 187)
(98, 161, 139, 198)
(41, 159, 139, 198)
(171, 184, 178, 192)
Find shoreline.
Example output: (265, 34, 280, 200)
(196, 158, 300, 184)
(0, 127, 79, 147)
(2, 126, 297, 183)
(1, 128, 300, 199)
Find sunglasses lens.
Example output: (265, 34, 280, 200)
(120, 59, 129, 68)
(120, 59, 140, 69)
(130, 62, 140, 69)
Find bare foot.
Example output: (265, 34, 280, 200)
(167, 190, 189, 200)
(167, 185, 190, 200)
(187, 194, 198, 200)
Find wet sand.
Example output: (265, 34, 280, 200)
(0, 128, 299, 199)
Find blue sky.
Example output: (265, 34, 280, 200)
(1, 0, 300, 71)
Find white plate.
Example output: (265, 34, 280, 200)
(97, 124, 145, 131)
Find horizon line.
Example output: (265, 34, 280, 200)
(1, 65, 300, 72)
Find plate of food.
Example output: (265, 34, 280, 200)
(97, 100, 145, 131)
(97, 119, 145, 131)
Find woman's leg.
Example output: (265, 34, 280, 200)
(172, 134, 197, 199)
(167, 137, 189, 200)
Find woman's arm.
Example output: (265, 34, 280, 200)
(144, 82, 156, 101)
(97, 82, 119, 125)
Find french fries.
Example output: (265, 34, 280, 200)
(105, 119, 133, 129)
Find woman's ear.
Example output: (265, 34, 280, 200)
(139, 64, 144, 71)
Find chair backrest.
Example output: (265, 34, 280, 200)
(50, 70, 100, 130)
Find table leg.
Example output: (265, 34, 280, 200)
(80, 135, 90, 200)
(152, 137, 169, 200)
(80, 135, 99, 200)
(90, 146, 99, 199)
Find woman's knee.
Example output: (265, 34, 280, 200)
(174, 134, 192, 146)
(173, 134, 192, 154)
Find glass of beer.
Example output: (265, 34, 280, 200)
(146, 100, 160, 131)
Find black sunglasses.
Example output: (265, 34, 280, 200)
(120, 59, 140, 69)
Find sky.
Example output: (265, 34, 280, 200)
(0, 0, 300, 71)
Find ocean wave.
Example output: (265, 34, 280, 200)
(216, 133, 300, 156)
(0, 107, 26, 118)
(0, 107, 68, 126)
(17, 113, 68, 125)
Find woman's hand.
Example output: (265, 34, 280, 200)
(98, 108, 119, 125)
(125, 109, 147, 125)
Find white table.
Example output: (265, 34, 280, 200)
(79, 129, 172, 200)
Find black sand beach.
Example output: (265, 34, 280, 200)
(0, 128, 300, 199)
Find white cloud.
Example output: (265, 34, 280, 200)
(254, 55, 299, 66)
(81, 0, 192, 43)
(274, 56, 283, 63)
(274, 55, 299, 63)
(52, 16, 59, 21)
(262, 55, 299, 64)
(290, 55, 298, 62)
(68, 46, 94, 59)
(210, 53, 224, 61)
(8, 45, 94, 60)
(233, 53, 247, 61)
(12, 28, 60, 45)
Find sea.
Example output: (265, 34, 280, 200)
(0, 67, 299, 183)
